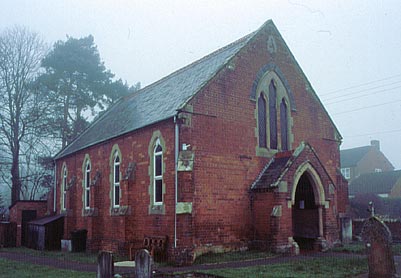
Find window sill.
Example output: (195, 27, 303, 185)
(256, 146, 277, 157)
(83, 208, 98, 217)
(149, 204, 165, 215)
(111, 205, 130, 216)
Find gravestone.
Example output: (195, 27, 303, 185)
(361, 216, 397, 278)
(97, 251, 114, 278)
(135, 249, 152, 278)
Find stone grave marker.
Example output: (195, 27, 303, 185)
(135, 249, 152, 278)
(361, 216, 397, 278)
(97, 251, 114, 278)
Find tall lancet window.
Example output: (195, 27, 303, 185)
(258, 93, 267, 148)
(280, 98, 289, 151)
(269, 80, 277, 149)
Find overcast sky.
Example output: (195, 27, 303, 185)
(1, 0, 400, 169)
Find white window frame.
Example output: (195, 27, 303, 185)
(113, 152, 121, 208)
(375, 168, 382, 173)
(62, 167, 67, 210)
(153, 139, 163, 205)
(84, 160, 91, 209)
(341, 167, 351, 179)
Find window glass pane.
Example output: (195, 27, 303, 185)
(86, 171, 90, 188)
(155, 179, 163, 203)
(258, 94, 267, 148)
(280, 99, 288, 151)
(155, 154, 162, 176)
(114, 185, 120, 206)
(114, 164, 120, 183)
(86, 189, 90, 208)
(269, 81, 277, 149)
(155, 144, 162, 153)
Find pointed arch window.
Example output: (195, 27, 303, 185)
(113, 152, 121, 207)
(280, 98, 288, 151)
(62, 166, 67, 211)
(84, 160, 91, 209)
(258, 93, 267, 148)
(154, 139, 163, 204)
(269, 80, 278, 149)
(255, 71, 293, 156)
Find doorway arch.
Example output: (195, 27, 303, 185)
(291, 162, 325, 249)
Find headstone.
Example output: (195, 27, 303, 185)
(97, 251, 114, 278)
(61, 239, 72, 252)
(135, 249, 152, 278)
(340, 217, 352, 243)
(361, 216, 397, 278)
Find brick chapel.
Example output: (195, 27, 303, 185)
(54, 20, 349, 263)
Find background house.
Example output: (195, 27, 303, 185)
(349, 170, 401, 219)
(349, 170, 401, 198)
(340, 140, 394, 181)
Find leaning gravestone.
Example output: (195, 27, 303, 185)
(135, 249, 152, 278)
(97, 251, 114, 278)
(361, 216, 397, 278)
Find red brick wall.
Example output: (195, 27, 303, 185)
(56, 120, 178, 254)
(9, 201, 48, 246)
(54, 23, 346, 258)
(181, 25, 344, 252)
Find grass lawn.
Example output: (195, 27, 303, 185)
(202, 257, 368, 278)
(1, 247, 129, 264)
(0, 257, 93, 278)
(194, 250, 275, 265)
(332, 242, 401, 255)
(1, 247, 99, 264)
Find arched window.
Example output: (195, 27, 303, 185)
(255, 69, 293, 156)
(258, 93, 267, 148)
(280, 98, 288, 151)
(154, 139, 163, 204)
(84, 160, 91, 209)
(62, 166, 67, 210)
(269, 80, 277, 150)
(113, 152, 120, 207)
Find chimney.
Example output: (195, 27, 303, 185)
(370, 140, 380, 151)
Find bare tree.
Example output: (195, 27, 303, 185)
(0, 26, 47, 204)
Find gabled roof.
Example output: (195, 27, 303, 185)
(349, 170, 401, 195)
(251, 151, 293, 190)
(340, 146, 372, 168)
(55, 19, 342, 160)
(55, 25, 258, 159)
(251, 142, 332, 190)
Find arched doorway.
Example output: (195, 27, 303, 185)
(292, 172, 320, 250)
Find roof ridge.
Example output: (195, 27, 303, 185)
(124, 31, 256, 100)
(341, 145, 372, 152)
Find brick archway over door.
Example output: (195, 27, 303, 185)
(291, 162, 326, 249)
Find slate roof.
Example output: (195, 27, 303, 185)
(340, 146, 372, 168)
(55, 27, 257, 159)
(251, 151, 293, 190)
(28, 214, 64, 226)
(55, 19, 342, 160)
(349, 170, 401, 195)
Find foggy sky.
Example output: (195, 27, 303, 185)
(1, 0, 400, 169)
